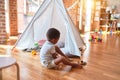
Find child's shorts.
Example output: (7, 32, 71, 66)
(41, 60, 57, 69)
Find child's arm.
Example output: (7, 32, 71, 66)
(55, 46, 69, 60)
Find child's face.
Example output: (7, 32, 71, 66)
(50, 38, 59, 44)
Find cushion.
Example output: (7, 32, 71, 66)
(38, 40, 46, 46)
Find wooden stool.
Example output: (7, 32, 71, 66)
(0, 56, 20, 80)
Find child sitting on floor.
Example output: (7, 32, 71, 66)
(40, 28, 83, 69)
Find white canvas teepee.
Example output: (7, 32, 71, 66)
(14, 0, 85, 57)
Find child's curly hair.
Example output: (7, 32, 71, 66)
(46, 28, 60, 40)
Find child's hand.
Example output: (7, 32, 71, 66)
(52, 53, 58, 59)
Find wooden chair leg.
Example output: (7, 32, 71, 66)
(15, 63, 20, 80)
(0, 69, 2, 80)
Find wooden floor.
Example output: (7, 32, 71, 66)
(0, 32, 120, 80)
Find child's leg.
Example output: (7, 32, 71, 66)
(54, 56, 82, 68)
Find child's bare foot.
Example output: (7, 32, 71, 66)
(71, 63, 83, 68)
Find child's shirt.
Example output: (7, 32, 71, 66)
(40, 41, 56, 67)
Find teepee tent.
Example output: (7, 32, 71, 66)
(14, 0, 85, 57)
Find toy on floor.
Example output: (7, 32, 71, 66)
(29, 40, 46, 54)
(31, 50, 37, 55)
(34, 42, 39, 47)
(80, 61, 87, 65)
(89, 30, 102, 42)
(89, 35, 102, 42)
